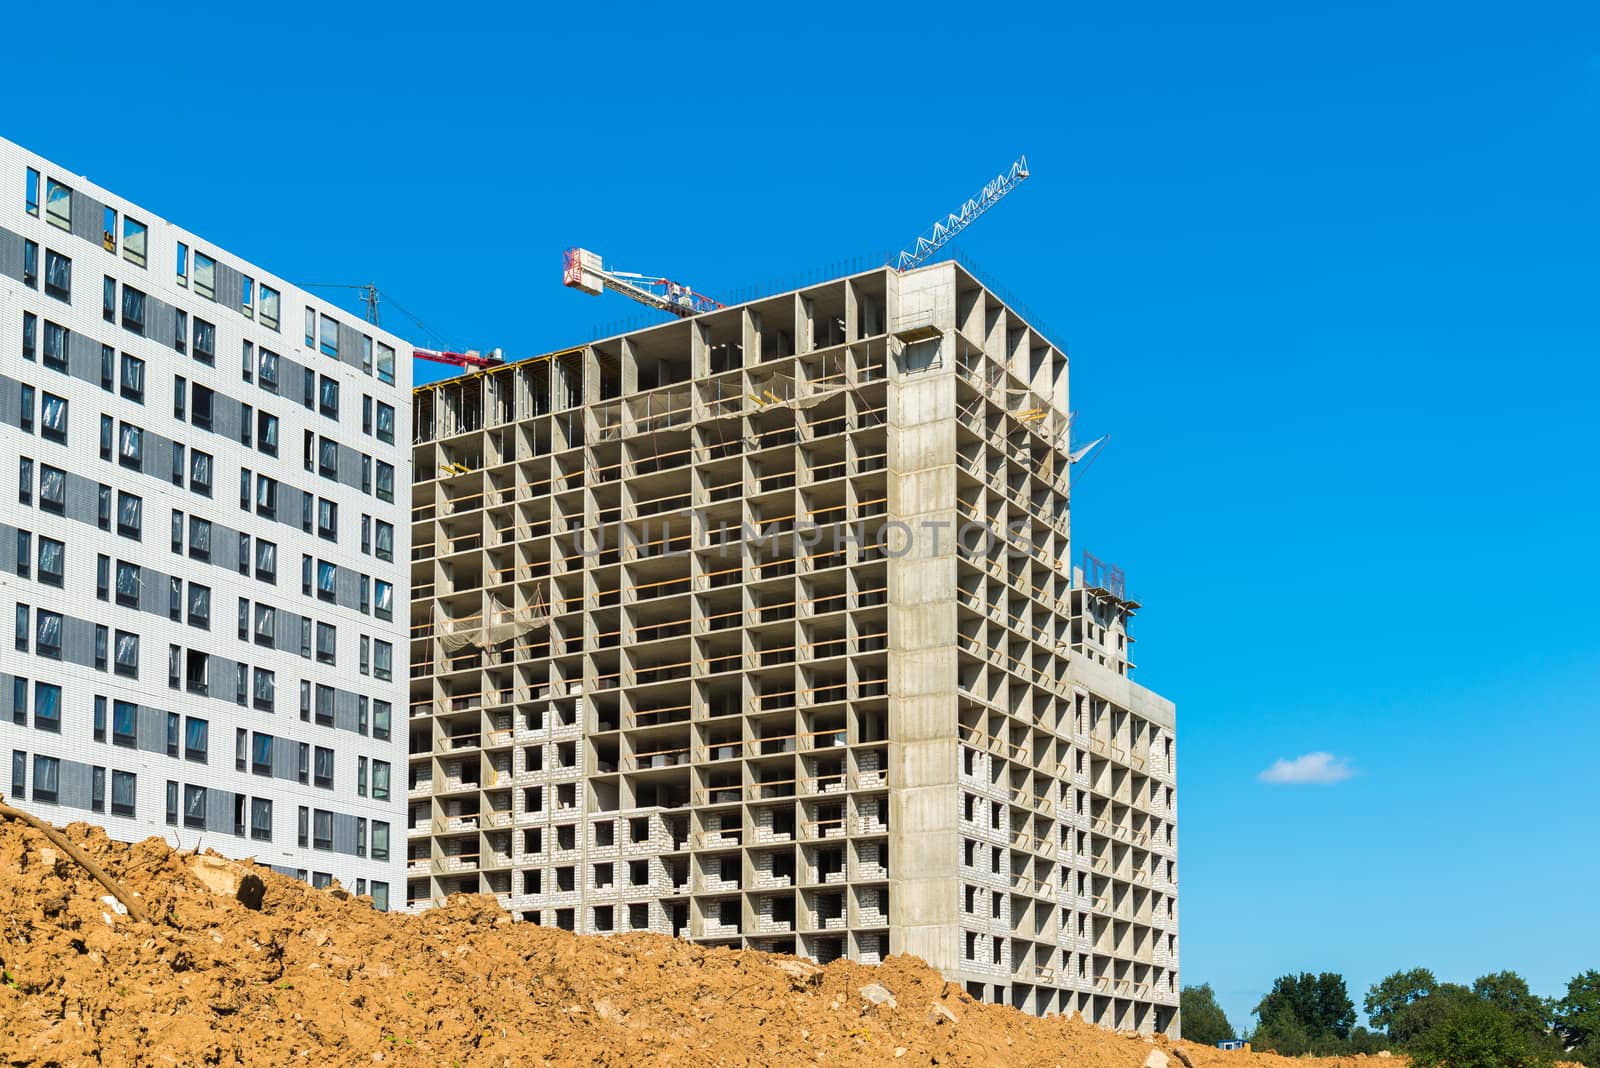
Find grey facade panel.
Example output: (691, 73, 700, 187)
(67, 329, 101, 385)
(206, 787, 237, 834)
(145, 293, 178, 349)
(335, 567, 360, 610)
(0, 523, 15, 575)
(333, 813, 357, 856)
(338, 323, 367, 374)
(0, 674, 15, 718)
(62, 470, 101, 524)
(60, 616, 100, 670)
(274, 738, 299, 782)
(0, 226, 24, 282)
(215, 263, 243, 313)
(0, 373, 23, 426)
(334, 691, 359, 733)
(71, 191, 106, 246)
(337, 444, 364, 490)
(137, 705, 168, 755)
(212, 396, 243, 443)
(57, 758, 93, 810)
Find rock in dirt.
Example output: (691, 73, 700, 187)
(860, 983, 897, 1009)
(1144, 1049, 1170, 1068)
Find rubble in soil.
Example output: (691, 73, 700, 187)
(0, 817, 1396, 1066)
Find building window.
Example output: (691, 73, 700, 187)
(22, 241, 37, 289)
(256, 285, 280, 331)
(39, 466, 64, 514)
(24, 167, 39, 215)
(257, 411, 279, 456)
(91, 767, 106, 813)
(117, 491, 142, 539)
(374, 640, 393, 681)
(375, 580, 393, 621)
(374, 700, 392, 741)
(22, 311, 36, 360)
(312, 809, 333, 851)
(183, 784, 207, 829)
(371, 821, 390, 862)
(317, 560, 337, 601)
(251, 797, 272, 841)
(313, 746, 333, 789)
(185, 717, 209, 763)
(110, 771, 135, 817)
(175, 309, 187, 354)
(188, 583, 211, 629)
(189, 516, 211, 561)
(34, 682, 61, 733)
(102, 206, 116, 251)
(255, 539, 277, 582)
(255, 475, 278, 519)
(315, 622, 336, 666)
(259, 349, 280, 392)
(112, 700, 137, 747)
(193, 318, 215, 364)
(319, 314, 339, 358)
(37, 537, 63, 587)
(254, 604, 276, 646)
(118, 352, 145, 401)
(253, 668, 275, 712)
(123, 217, 148, 267)
(193, 252, 216, 300)
(116, 561, 141, 606)
(319, 376, 340, 418)
(15, 530, 30, 578)
(192, 384, 214, 431)
(241, 276, 254, 318)
(318, 498, 337, 541)
(42, 323, 67, 372)
(376, 461, 395, 503)
(32, 755, 60, 804)
(44, 250, 70, 301)
(9, 678, 23, 724)
(361, 335, 374, 375)
(376, 402, 395, 444)
(14, 604, 28, 652)
(376, 342, 395, 385)
(372, 761, 391, 802)
(104, 276, 116, 321)
(17, 457, 30, 506)
(190, 450, 212, 497)
(101, 343, 114, 389)
(41, 393, 67, 444)
(318, 437, 338, 478)
(121, 284, 146, 334)
(36, 610, 62, 659)
(45, 178, 72, 230)
(114, 630, 139, 677)
(119, 423, 143, 470)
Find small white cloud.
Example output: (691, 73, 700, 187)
(1258, 752, 1354, 785)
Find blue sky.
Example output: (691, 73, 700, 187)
(8, 0, 1597, 1031)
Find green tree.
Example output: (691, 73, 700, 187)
(1473, 972, 1552, 1036)
(1392, 982, 1476, 1046)
(1252, 1005, 1314, 1056)
(1410, 998, 1550, 1068)
(1554, 970, 1600, 1067)
(1180, 984, 1235, 1046)
(1366, 968, 1439, 1034)
(1254, 972, 1356, 1042)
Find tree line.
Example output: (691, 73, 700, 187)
(1180, 968, 1600, 1068)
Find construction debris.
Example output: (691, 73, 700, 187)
(0, 816, 1392, 1066)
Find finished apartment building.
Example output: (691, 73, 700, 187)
(0, 138, 411, 905)
(406, 263, 1179, 1030)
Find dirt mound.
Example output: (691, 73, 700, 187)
(0, 815, 1391, 1067)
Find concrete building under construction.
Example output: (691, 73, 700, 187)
(405, 261, 1179, 1031)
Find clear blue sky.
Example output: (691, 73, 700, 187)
(9, 0, 1597, 1032)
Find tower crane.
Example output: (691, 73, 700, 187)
(562, 248, 723, 318)
(299, 282, 505, 371)
(892, 155, 1030, 271)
